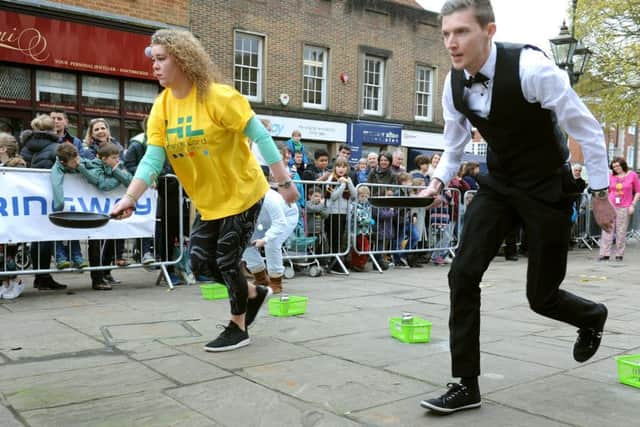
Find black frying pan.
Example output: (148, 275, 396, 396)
(368, 196, 435, 208)
(48, 210, 132, 229)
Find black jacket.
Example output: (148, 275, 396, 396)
(20, 130, 59, 169)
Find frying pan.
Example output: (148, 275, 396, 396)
(368, 196, 435, 208)
(48, 210, 132, 229)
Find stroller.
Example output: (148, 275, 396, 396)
(282, 228, 323, 278)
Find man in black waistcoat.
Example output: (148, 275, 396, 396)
(418, 0, 616, 415)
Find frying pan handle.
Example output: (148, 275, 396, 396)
(110, 206, 136, 219)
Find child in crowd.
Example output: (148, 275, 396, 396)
(356, 158, 369, 185)
(306, 187, 329, 255)
(325, 157, 356, 273)
(393, 172, 416, 267)
(301, 149, 331, 182)
(292, 150, 306, 177)
(351, 185, 373, 272)
(0, 132, 19, 166)
(285, 129, 308, 167)
(50, 144, 90, 270)
(0, 133, 25, 300)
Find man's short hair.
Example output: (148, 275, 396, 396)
(31, 114, 55, 132)
(338, 143, 352, 153)
(56, 143, 79, 163)
(97, 142, 120, 159)
(440, 0, 495, 27)
(51, 109, 68, 119)
(0, 132, 18, 158)
(314, 148, 330, 160)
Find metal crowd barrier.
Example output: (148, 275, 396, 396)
(0, 169, 187, 290)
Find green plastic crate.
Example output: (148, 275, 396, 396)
(200, 283, 228, 300)
(389, 316, 432, 343)
(268, 295, 308, 317)
(616, 354, 640, 389)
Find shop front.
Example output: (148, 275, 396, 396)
(0, 8, 159, 145)
(347, 120, 402, 166)
(256, 114, 347, 161)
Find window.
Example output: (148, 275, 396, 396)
(627, 145, 635, 168)
(608, 142, 615, 160)
(362, 56, 385, 115)
(415, 65, 434, 121)
(472, 142, 488, 157)
(36, 70, 77, 106)
(234, 32, 263, 102)
(124, 81, 158, 117)
(82, 76, 119, 112)
(303, 45, 328, 109)
(0, 65, 31, 101)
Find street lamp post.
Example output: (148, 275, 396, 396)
(549, 0, 592, 86)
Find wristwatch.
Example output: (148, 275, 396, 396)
(590, 188, 609, 199)
(277, 178, 292, 189)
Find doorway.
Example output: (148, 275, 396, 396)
(0, 109, 32, 144)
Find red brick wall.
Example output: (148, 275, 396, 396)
(191, 0, 450, 127)
(50, 0, 189, 26)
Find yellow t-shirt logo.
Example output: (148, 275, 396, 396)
(166, 116, 204, 140)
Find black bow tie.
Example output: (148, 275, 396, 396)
(464, 72, 489, 88)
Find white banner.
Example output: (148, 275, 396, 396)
(0, 168, 157, 243)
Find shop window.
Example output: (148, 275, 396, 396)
(124, 81, 158, 117)
(303, 45, 328, 110)
(124, 119, 144, 146)
(82, 76, 119, 113)
(362, 55, 385, 116)
(36, 70, 77, 106)
(234, 31, 263, 102)
(303, 141, 330, 165)
(0, 66, 31, 102)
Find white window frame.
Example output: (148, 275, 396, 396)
(362, 55, 385, 116)
(415, 65, 434, 121)
(302, 45, 328, 110)
(234, 31, 264, 102)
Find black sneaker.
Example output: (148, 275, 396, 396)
(103, 273, 121, 285)
(34, 276, 67, 290)
(203, 321, 250, 352)
(573, 303, 608, 362)
(420, 383, 481, 414)
(246, 285, 272, 328)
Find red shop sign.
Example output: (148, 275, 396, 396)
(0, 11, 155, 80)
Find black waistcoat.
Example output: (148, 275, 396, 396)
(451, 43, 569, 192)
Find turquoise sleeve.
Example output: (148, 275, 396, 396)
(134, 145, 167, 186)
(244, 116, 282, 165)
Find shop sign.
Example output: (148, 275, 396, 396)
(256, 114, 346, 142)
(0, 11, 154, 80)
(401, 129, 445, 150)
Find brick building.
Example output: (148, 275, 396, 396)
(0, 0, 186, 144)
(190, 0, 451, 163)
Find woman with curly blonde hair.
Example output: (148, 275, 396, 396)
(111, 28, 299, 352)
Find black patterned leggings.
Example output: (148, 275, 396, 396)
(189, 200, 263, 315)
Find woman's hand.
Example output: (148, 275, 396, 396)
(110, 196, 136, 220)
(628, 204, 635, 215)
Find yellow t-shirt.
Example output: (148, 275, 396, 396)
(147, 83, 268, 220)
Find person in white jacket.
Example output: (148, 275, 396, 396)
(242, 188, 299, 294)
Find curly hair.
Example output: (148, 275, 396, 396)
(151, 29, 220, 103)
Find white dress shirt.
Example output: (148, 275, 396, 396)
(434, 42, 609, 191)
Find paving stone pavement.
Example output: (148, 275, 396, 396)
(1, 245, 639, 426)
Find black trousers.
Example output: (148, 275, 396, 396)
(189, 200, 262, 315)
(449, 185, 604, 378)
